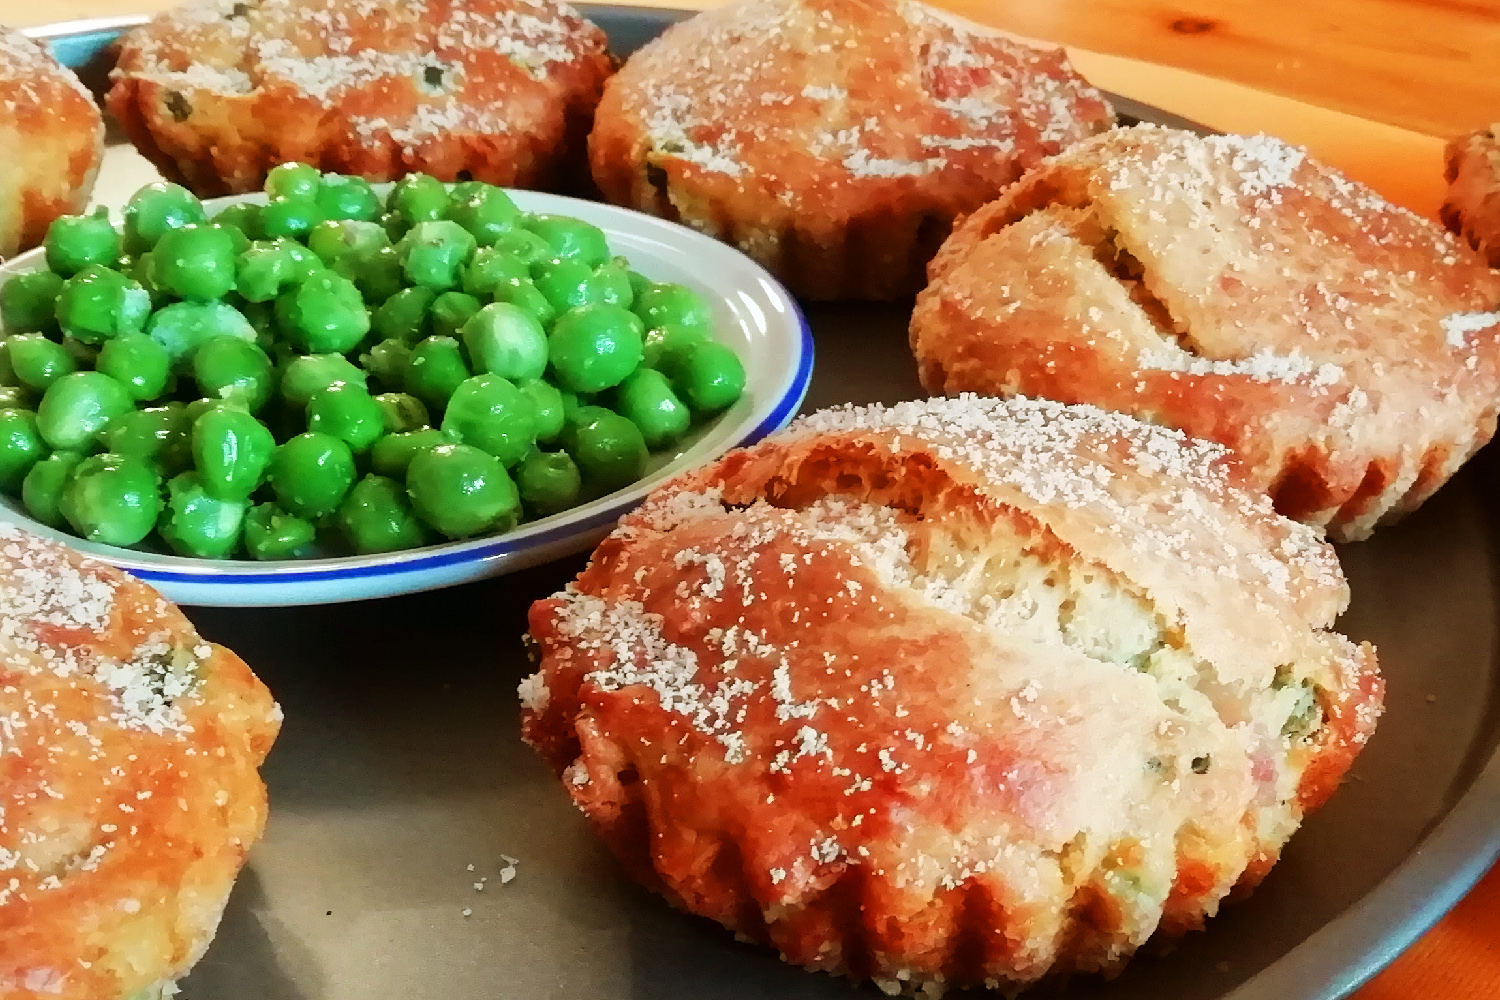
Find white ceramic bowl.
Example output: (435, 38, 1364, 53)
(0, 189, 812, 606)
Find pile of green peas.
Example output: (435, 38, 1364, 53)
(0, 165, 746, 559)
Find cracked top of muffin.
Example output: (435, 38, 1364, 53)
(588, 0, 1114, 300)
(0, 27, 103, 258)
(108, 0, 614, 195)
(521, 394, 1381, 996)
(0, 525, 279, 999)
(911, 125, 1500, 541)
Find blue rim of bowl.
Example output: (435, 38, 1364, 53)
(124, 298, 814, 585)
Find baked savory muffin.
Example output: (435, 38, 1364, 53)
(0, 525, 280, 999)
(0, 28, 104, 259)
(108, 0, 614, 196)
(589, 0, 1114, 301)
(911, 125, 1500, 542)
(1442, 124, 1500, 266)
(521, 395, 1382, 995)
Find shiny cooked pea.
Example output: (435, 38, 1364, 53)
(123, 182, 207, 253)
(8, 334, 78, 393)
(36, 372, 133, 451)
(516, 449, 582, 516)
(280, 353, 367, 409)
(548, 304, 645, 394)
(61, 453, 163, 546)
(45, 207, 120, 277)
(337, 474, 429, 554)
(0, 409, 45, 491)
(269, 431, 356, 519)
(193, 403, 275, 499)
(153, 224, 238, 301)
(56, 266, 152, 344)
(462, 303, 547, 381)
(1, 271, 65, 334)
(406, 441, 518, 539)
(158, 472, 247, 558)
(440, 375, 536, 467)
(96, 332, 171, 402)
(21, 450, 81, 528)
(370, 427, 446, 480)
(243, 501, 317, 560)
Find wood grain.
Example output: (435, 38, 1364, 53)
(948, 0, 1500, 139)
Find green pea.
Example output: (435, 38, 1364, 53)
(60, 453, 163, 546)
(336, 474, 429, 554)
(516, 450, 582, 516)
(21, 450, 82, 528)
(334, 244, 404, 304)
(430, 291, 482, 340)
(398, 220, 477, 289)
(279, 353, 367, 409)
(102, 406, 190, 476)
(440, 375, 536, 467)
(613, 368, 690, 450)
(44, 206, 120, 277)
(123, 181, 206, 253)
(635, 282, 713, 333)
(533, 258, 597, 313)
(243, 502, 317, 560)
(406, 441, 518, 539)
(370, 427, 446, 480)
(391, 173, 450, 226)
(315, 174, 380, 222)
(146, 301, 256, 367)
(525, 214, 609, 269)
(55, 266, 152, 343)
(217, 224, 251, 255)
(151, 224, 239, 302)
(373, 392, 429, 434)
(265, 163, 322, 200)
(307, 382, 385, 453)
(96, 332, 171, 402)
(675, 341, 746, 414)
(462, 248, 529, 298)
(548, 303, 645, 394)
(36, 372, 133, 451)
(585, 259, 635, 309)
(192, 403, 275, 499)
(269, 431, 356, 519)
(8, 334, 78, 393)
(193, 335, 274, 411)
(237, 238, 323, 303)
(516, 378, 565, 445)
(492, 278, 557, 327)
(490, 228, 553, 267)
(1, 271, 65, 334)
(372, 286, 435, 343)
(358, 338, 413, 392)
(448, 185, 519, 245)
(275, 271, 370, 353)
(211, 202, 264, 241)
(158, 472, 246, 558)
(626, 268, 653, 299)
(306, 219, 390, 268)
(260, 196, 324, 240)
(566, 409, 647, 491)
(642, 323, 709, 374)
(0, 409, 45, 491)
(461, 302, 547, 381)
(404, 335, 470, 411)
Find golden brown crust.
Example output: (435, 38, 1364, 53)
(0, 30, 104, 259)
(0, 525, 279, 1000)
(521, 396, 1381, 995)
(911, 126, 1500, 541)
(107, 0, 614, 196)
(588, 0, 1114, 301)
(1442, 125, 1500, 266)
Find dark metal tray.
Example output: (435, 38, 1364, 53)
(27, 7, 1500, 999)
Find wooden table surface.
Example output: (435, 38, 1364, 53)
(2, 1, 1497, 998)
